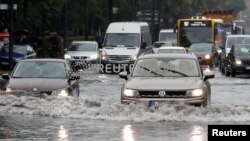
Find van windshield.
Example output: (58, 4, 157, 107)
(104, 33, 140, 47)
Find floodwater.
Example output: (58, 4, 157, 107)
(0, 67, 250, 141)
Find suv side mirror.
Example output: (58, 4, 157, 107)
(2, 73, 10, 80)
(203, 69, 215, 80)
(220, 46, 225, 50)
(119, 71, 128, 80)
(141, 42, 147, 49)
(69, 74, 80, 80)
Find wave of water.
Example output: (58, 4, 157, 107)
(1, 93, 250, 122)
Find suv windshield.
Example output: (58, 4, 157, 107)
(104, 33, 140, 47)
(226, 37, 250, 48)
(234, 45, 250, 55)
(132, 58, 199, 77)
(13, 61, 67, 78)
(68, 43, 97, 51)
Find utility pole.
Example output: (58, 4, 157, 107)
(84, 0, 88, 40)
(8, 0, 14, 70)
(151, 0, 155, 42)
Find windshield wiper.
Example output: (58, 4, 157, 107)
(160, 68, 188, 77)
(140, 66, 164, 77)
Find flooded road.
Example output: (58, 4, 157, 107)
(1, 67, 250, 141)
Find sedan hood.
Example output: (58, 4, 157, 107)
(103, 47, 139, 56)
(66, 51, 97, 57)
(8, 78, 69, 92)
(125, 77, 203, 90)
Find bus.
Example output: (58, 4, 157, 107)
(177, 17, 224, 50)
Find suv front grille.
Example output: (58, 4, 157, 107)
(107, 55, 131, 61)
(139, 91, 186, 98)
(73, 56, 88, 60)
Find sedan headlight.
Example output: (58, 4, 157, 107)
(52, 89, 69, 97)
(90, 54, 98, 59)
(123, 88, 138, 97)
(235, 58, 242, 65)
(186, 89, 204, 97)
(6, 87, 12, 93)
(64, 54, 71, 59)
(204, 54, 211, 60)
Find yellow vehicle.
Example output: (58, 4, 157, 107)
(177, 17, 224, 50)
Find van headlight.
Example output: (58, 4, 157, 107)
(6, 87, 12, 93)
(90, 54, 98, 59)
(186, 89, 203, 97)
(131, 55, 137, 61)
(64, 54, 71, 59)
(235, 58, 242, 65)
(52, 89, 69, 97)
(123, 88, 139, 97)
(204, 54, 211, 60)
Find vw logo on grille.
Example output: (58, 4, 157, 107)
(116, 56, 121, 60)
(158, 91, 166, 98)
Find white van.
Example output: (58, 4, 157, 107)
(100, 22, 153, 72)
(158, 29, 177, 45)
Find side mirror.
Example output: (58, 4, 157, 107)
(203, 69, 215, 80)
(2, 73, 10, 80)
(69, 74, 80, 80)
(119, 71, 128, 80)
(141, 42, 147, 49)
(219, 46, 225, 50)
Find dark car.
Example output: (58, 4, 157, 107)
(119, 54, 215, 107)
(2, 59, 80, 97)
(224, 44, 250, 77)
(189, 43, 219, 68)
(0, 44, 36, 67)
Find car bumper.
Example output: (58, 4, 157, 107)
(235, 65, 250, 74)
(121, 96, 204, 105)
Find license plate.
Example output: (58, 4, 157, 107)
(1, 62, 8, 65)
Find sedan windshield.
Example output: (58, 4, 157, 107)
(13, 61, 67, 78)
(189, 44, 212, 52)
(68, 43, 97, 51)
(132, 58, 199, 77)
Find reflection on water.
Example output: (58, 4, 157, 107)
(58, 125, 69, 141)
(190, 125, 205, 141)
(122, 125, 135, 141)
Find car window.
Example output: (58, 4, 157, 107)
(132, 58, 199, 77)
(2, 45, 28, 55)
(69, 43, 97, 51)
(13, 61, 67, 78)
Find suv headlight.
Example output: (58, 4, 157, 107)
(204, 54, 211, 60)
(52, 89, 69, 97)
(123, 88, 139, 97)
(186, 89, 203, 97)
(64, 54, 71, 59)
(235, 58, 242, 65)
